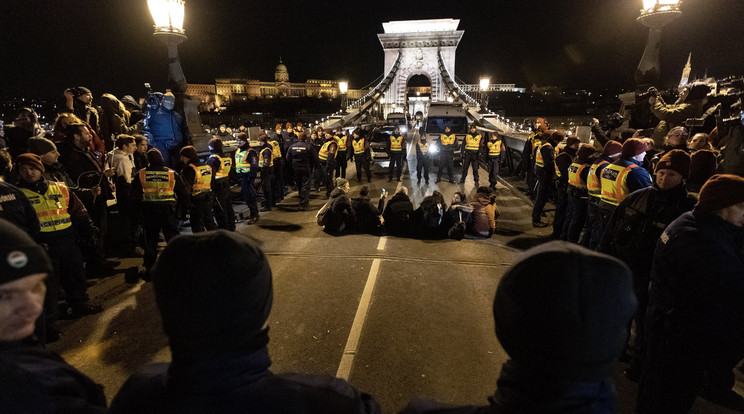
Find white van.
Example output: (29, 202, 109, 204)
(420, 103, 470, 163)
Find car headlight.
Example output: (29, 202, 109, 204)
(429, 144, 439, 154)
(400, 126, 407, 133)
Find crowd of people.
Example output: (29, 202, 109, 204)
(1, 79, 743, 413)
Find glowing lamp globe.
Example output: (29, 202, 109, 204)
(479, 77, 491, 91)
(148, 0, 186, 40)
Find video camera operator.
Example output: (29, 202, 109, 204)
(649, 82, 711, 147)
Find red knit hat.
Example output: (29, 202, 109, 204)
(601, 140, 622, 158)
(565, 136, 580, 149)
(689, 150, 717, 183)
(577, 144, 596, 162)
(179, 145, 199, 162)
(655, 149, 691, 179)
(621, 138, 647, 159)
(146, 148, 164, 167)
(696, 174, 744, 213)
(15, 153, 44, 173)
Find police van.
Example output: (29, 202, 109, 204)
(420, 103, 470, 164)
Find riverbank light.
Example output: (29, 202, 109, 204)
(148, 0, 186, 36)
(641, 0, 681, 16)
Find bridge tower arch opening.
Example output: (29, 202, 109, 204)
(405, 74, 431, 120)
(378, 18, 463, 111)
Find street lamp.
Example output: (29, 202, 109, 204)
(635, 0, 682, 85)
(479, 76, 491, 110)
(338, 81, 348, 112)
(148, 0, 188, 93)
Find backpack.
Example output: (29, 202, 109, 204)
(316, 201, 331, 226)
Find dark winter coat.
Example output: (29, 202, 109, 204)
(443, 202, 473, 240)
(411, 194, 447, 239)
(325, 187, 355, 233)
(469, 193, 499, 237)
(0, 181, 40, 238)
(0, 338, 107, 414)
(109, 347, 380, 414)
(351, 196, 384, 233)
(383, 192, 414, 236)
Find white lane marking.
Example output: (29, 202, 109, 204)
(376, 237, 387, 250)
(336, 258, 382, 380)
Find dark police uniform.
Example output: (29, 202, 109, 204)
(436, 133, 456, 183)
(206, 153, 234, 231)
(287, 140, 318, 209)
(388, 134, 405, 181)
(461, 131, 482, 184)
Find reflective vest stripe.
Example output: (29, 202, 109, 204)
(587, 160, 609, 197)
(390, 135, 403, 152)
(235, 149, 252, 173)
(534, 143, 553, 168)
(209, 155, 232, 179)
(440, 134, 456, 146)
(190, 164, 213, 195)
(465, 134, 481, 151)
(352, 139, 365, 155)
(335, 135, 348, 151)
(487, 141, 502, 157)
(568, 163, 589, 189)
(418, 141, 428, 154)
(319, 141, 332, 161)
(269, 140, 282, 159)
(258, 148, 274, 167)
(139, 168, 176, 202)
(21, 182, 72, 232)
(600, 163, 638, 206)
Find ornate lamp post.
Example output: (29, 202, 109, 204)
(338, 81, 349, 113)
(148, 0, 188, 93)
(479, 76, 491, 110)
(635, 0, 682, 86)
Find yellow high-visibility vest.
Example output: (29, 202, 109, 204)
(269, 140, 282, 160)
(139, 168, 176, 202)
(390, 135, 403, 152)
(568, 162, 589, 189)
(418, 141, 428, 154)
(587, 160, 609, 198)
(440, 134, 456, 147)
(319, 141, 335, 161)
(22, 182, 72, 233)
(190, 164, 213, 195)
(352, 138, 365, 155)
(235, 148, 253, 173)
(600, 163, 638, 206)
(534, 142, 553, 168)
(465, 134, 482, 151)
(258, 147, 274, 168)
(487, 140, 502, 157)
(209, 155, 232, 180)
(335, 135, 348, 151)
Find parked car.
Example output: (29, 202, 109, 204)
(368, 125, 397, 163)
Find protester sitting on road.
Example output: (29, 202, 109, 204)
(412, 190, 447, 239)
(351, 185, 386, 234)
(324, 178, 355, 234)
(383, 186, 414, 236)
(468, 186, 499, 238)
(0, 218, 107, 413)
(109, 230, 381, 414)
(402, 241, 636, 414)
(443, 191, 472, 240)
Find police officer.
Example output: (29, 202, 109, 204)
(179, 145, 217, 232)
(598, 138, 653, 236)
(16, 153, 102, 339)
(319, 132, 338, 199)
(415, 135, 430, 185)
(563, 144, 595, 243)
(552, 136, 580, 239)
(436, 126, 456, 184)
(287, 132, 318, 210)
(130, 148, 188, 281)
(581, 140, 622, 248)
(388, 127, 405, 182)
(257, 134, 275, 212)
(351, 129, 372, 183)
(234, 132, 260, 224)
(0, 149, 39, 236)
(486, 132, 504, 189)
(268, 124, 285, 201)
(461, 126, 482, 184)
(334, 128, 349, 179)
(206, 137, 235, 231)
(282, 122, 297, 191)
(531, 130, 563, 227)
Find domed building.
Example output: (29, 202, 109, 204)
(186, 59, 367, 111)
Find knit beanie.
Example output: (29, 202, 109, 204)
(621, 138, 647, 159)
(494, 241, 635, 381)
(620, 129, 637, 142)
(548, 131, 564, 147)
(564, 136, 580, 149)
(72, 86, 91, 98)
(601, 140, 622, 158)
(179, 145, 198, 163)
(208, 137, 223, 154)
(15, 153, 45, 173)
(152, 230, 273, 360)
(146, 148, 164, 167)
(655, 149, 691, 179)
(335, 177, 349, 188)
(696, 174, 744, 214)
(689, 150, 717, 184)
(0, 218, 53, 285)
(577, 144, 596, 163)
(687, 83, 711, 101)
(26, 137, 57, 156)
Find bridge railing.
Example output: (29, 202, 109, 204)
(437, 51, 480, 110)
(348, 52, 402, 111)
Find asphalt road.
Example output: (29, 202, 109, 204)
(48, 133, 739, 413)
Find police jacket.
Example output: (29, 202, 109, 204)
(287, 141, 318, 169)
(599, 184, 696, 275)
(554, 151, 573, 188)
(109, 347, 380, 414)
(0, 338, 107, 414)
(0, 181, 40, 237)
(130, 166, 189, 208)
(649, 210, 744, 350)
(17, 178, 94, 243)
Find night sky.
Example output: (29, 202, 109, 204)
(2, 0, 743, 98)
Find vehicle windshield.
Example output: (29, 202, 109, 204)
(371, 127, 396, 142)
(425, 117, 468, 134)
